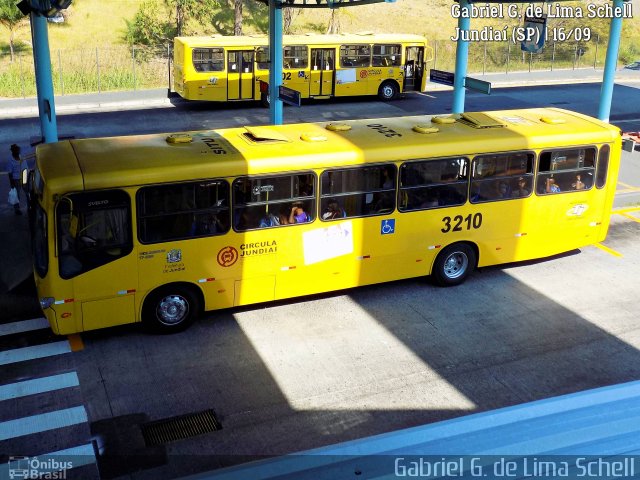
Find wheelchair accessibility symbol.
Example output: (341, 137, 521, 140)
(381, 219, 395, 235)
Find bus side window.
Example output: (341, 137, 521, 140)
(537, 148, 596, 195)
(471, 152, 534, 203)
(232, 173, 316, 231)
(320, 164, 396, 220)
(399, 157, 468, 211)
(137, 180, 230, 243)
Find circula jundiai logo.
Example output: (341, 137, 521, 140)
(217, 246, 238, 267)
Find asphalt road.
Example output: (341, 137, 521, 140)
(1, 79, 640, 479)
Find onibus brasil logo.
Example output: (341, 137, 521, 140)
(8, 456, 72, 479)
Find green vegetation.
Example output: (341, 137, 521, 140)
(0, 0, 638, 98)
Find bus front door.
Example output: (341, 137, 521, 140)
(310, 48, 335, 97)
(403, 46, 424, 92)
(227, 50, 255, 100)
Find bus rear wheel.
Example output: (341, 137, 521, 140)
(260, 92, 270, 108)
(378, 81, 399, 101)
(143, 285, 200, 333)
(432, 243, 476, 287)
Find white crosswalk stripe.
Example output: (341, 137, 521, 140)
(0, 318, 99, 479)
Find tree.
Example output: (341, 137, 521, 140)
(0, 0, 27, 62)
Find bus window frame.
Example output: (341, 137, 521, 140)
(320, 163, 397, 220)
(596, 144, 610, 189)
(469, 151, 535, 204)
(192, 47, 225, 73)
(536, 145, 597, 196)
(372, 44, 402, 67)
(398, 157, 469, 212)
(136, 179, 232, 245)
(232, 171, 317, 232)
(56, 189, 133, 280)
(284, 45, 308, 69)
(339, 44, 371, 68)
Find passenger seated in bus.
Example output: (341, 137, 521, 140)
(236, 208, 259, 230)
(493, 180, 511, 199)
(259, 212, 280, 228)
(512, 177, 530, 197)
(546, 177, 561, 193)
(191, 213, 225, 235)
(289, 202, 311, 224)
(322, 199, 346, 220)
(420, 192, 440, 208)
(571, 174, 586, 190)
(374, 193, 394, 214)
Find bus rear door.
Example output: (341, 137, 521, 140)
(403, 46, 424, 92)
(227, 50, 255, 100)
(310, 48, 335, 97)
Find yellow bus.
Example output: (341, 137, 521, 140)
(29, 108, 620, 335)
(173, 33, 432, 104)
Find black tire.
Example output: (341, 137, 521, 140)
(142, 285, 200, 333)
(378, 81, 399, 101)
(432, 243, 476, 287)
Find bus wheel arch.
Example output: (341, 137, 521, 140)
(142, 282, 203, 332)
(431, 241, 478, 287)
(378, 80, 400, 101)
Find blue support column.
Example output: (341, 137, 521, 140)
(31, 12, 58, 143)
(597, 0, 624, 122)
(452, 0, 471, 114)
(268, 0, 284, 125)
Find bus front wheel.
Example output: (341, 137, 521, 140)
(378, 81, 399, 101)
(432, 243, 476, 287)
(143, 285, 200, 332)
(260, 92, 270, 108)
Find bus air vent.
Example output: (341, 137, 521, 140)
(141, 409, 221, 446)
(413, 125, 439, 134)
(458, 112, 506, 129)
(431, 116, 456, 125)
(540, 116, 566, 125)
(242, 126, 291, 143)
(166, 134, 193, 144)
(325, 122, 352, 132)
(301, 133, 328, 142)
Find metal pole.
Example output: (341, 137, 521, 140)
(19, 54, 25, 98)
(167, 43, 172, 91)
(132, 46, 137, 91)
(268, 0, 283, 125)
(96, 47, 101, 93)
(58, 49, 64, 95)
(434, 41, 438, 70)
(598, 0, 624, 121)
(506, 41, 510, 74)
(483, 42, 486, 75)
(30, 12, 58, 143)
(528, 52, 532, 72)
(452, 0, 471, 114)
(594, 34, 599, 69)
(573, 45, 577, 69)
(551, 43, 555, 71)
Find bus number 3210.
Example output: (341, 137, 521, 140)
(441, 213, 483, 233)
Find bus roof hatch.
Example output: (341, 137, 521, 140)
(459, 112, 505, 129)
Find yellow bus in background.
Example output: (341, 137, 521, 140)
(173, 33, 432, 104)
(29, 108, 620, 335)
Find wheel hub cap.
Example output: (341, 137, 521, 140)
(157, 295, 188, 325)
(443, 252, 468, 279)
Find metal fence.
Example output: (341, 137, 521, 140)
(431, 35, 604, 74)
(0, 37, 607, 98)
(0, 45, 172, 98)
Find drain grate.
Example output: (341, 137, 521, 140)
(141, 409, 222, 446)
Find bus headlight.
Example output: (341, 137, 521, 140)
(40, 297, 55, 309)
